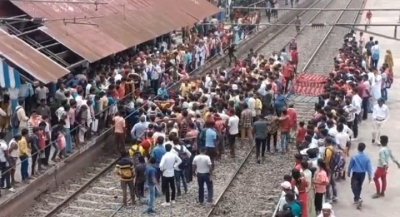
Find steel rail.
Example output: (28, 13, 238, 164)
(43, 158, 119, 217)
(204, 0, 340, 215)
(37, 0, 330, 216)
(301, 0, 365, 72)
(231, 7, 398, 12)
(270, 0, 365, 216)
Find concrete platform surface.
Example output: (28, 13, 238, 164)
(333, 0, 400, 216)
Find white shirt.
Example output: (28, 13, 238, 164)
(192, 154, 212, 173)
(344, 105, 356, 122)
(75, 95, 84, 107)
(372, 104, 389, 120)
(248, 97, 256, 117)
(228, 115, 239, 135)
(335, 132, 349, 150)
(351, 94, 362, 115)
(8, 139, 19, 158)
(343, 124, 353, 137)
(153, 132, 166, 141)
(159, 151, 182, 177)
(0, 140, 7, 163)
(218, 112, 230, 122)
(328, 126, 338, 137)
(171, 144, 191, 171)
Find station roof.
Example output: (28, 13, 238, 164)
(0, 30, 70, 83)
(10, 0, 220, 62)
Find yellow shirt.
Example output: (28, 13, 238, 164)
(255, 98, 262, 110)
(19, 137, 29, 156)
(128, 144, 145, 157)
(180, 83, 190, 97)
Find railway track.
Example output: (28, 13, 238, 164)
(20, 1, 358, 217)
(207, 0, 366, 216)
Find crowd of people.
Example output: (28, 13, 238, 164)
(275, 30, 395, 217)
(0, 5, 265, 200)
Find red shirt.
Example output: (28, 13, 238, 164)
(357, 83, 368, 98)
(366, 11, 372, 19)
(290, 50, 298, 64)
(280, 116, 291, 132)
(283, 64, 294, 78)
(287, 108, 297, 128)
(38, 131, 46, 150)
(296, 127, 306, 143)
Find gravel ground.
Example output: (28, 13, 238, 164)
(209, 102, 316, 217)
(19, 156, 116, 217)
(305, 0, 365, 73)
(114, 145, 250, 217)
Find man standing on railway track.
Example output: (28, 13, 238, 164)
(192, 147, 213, 205)
(144, 157, 158, 214)
(159, 143, 181, 206)
(115, 151, 136, 207)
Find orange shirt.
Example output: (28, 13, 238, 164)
(113, 116, 125, 133)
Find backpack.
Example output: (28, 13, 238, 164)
(372, 49, 379, 60)
(120, 165, 134, 179)
(130, 146, 142, 166)
(11, 107, 22, 128)
(325, 147, 345, 172)
(174, 145, 189, 170)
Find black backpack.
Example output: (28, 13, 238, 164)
(174, 145, 189, 170)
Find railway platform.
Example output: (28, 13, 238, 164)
(333, 0, 400, 215)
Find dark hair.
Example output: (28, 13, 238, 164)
(301, 160, 309, 170)
(358, 142, 366, 152)
(149, 157, 156, 164)
(291, 169, 301, 186)
(21, 128, 29, 136)
(380, 135, 388, 146)
(165, 143, 172, 152)
(317, 158, 329, 175)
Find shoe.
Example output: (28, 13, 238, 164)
(171, 200, 176, 204)
(332, 197, 338, 202)
(161, 202, 171, 207)
(372, 193, 381, 199)
(8, 188, 15, 192)
(351, 138, 358, 141)
(380, 192, 385, 197)
(257, 159, 261, 164)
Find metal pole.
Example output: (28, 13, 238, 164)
(231, 6, 400, 11)
(201, 22, 400, 27)
(395, 26, 397, 39)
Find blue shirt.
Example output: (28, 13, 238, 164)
(131, 122, 148, 140)
(205, 128, 217, 148)
(157, 87, 169, 99)
(348, 152, 372, 178)
(145, 165, 157, 186)
(289, 202, 301, 217)
(151, 145, 166, 168)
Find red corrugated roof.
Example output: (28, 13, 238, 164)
(0, 30, 70, 83)
(11, 0, 219, 62)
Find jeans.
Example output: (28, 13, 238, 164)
(280, 132, 290, 152)
(255, 138, 267, 158)
(381, 88, 388, 101)
(197, 173, 213, 203)
(20, 156, 29, 181)
(362, 97, 369, 120)
(0, 162, 11, 188)
(146, 184, 156, 211)
(351, 172, 366, 202)
(371, 58, 379, 68)
(174, 169, 188, 196)
(64, 127, 72, 153)
(352, 115, 359, 138)
(162, 176, 175, 203)
(326, 172, 338, 200)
